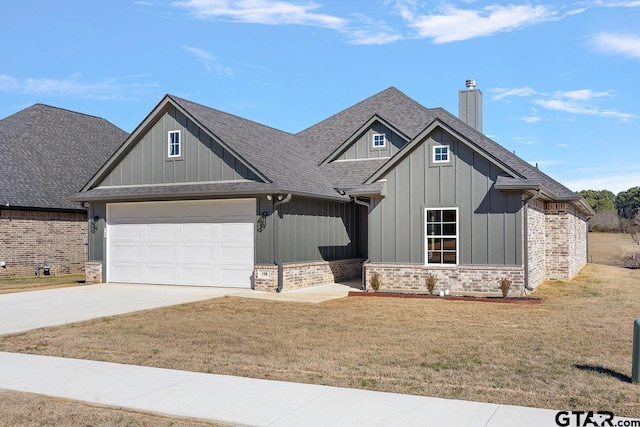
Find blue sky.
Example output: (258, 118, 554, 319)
(1, 0, 639, 194)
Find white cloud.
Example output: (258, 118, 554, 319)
(590, 0, 640, 7)
(183, 46, 233, 75)
(533, 89, 637, 120)
(489, 87, 536, 101)
(592, 33, 640, 59)
(513, 136, 537, 145)
(0, 75, 19, 91)
(173, 0, 346, 29)
(402, 4, 556, 43)
(0, 73, 158, 100)
(346, 13, 402, 45)
(521, 115, 541, 123)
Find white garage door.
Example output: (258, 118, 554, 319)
(107, 199, 255, 288)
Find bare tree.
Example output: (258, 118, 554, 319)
(589, 210, 620, 232)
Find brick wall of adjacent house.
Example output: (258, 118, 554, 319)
(254, 258, 363, 292)
(364, 264, 525, 296)
(545, 202, 588, 280)
(526, 199, 546, 289)
(0, 209, 87, 278)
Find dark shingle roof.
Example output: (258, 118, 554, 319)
(75, 180, 279, 202)
(168, 95, 346, 201)
(0, 104, 127, 210)
(298, 86, 579, 202)
(71, 87, 583, 209)
(430, 108, 578, 199)
(297, 87, 436, 163)
(320, 159, 388, 189)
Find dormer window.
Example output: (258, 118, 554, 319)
(433, 145, 449, 163)
(168, 130, 181, 158)
(372, 133, 386, 148)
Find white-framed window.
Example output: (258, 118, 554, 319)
(372, 133, 386, 148)
(168, 130, 181, 158)
(425, 207, 458, 265)
(433, 145, 450, 163)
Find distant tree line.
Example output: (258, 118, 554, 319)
(578, 187, 640, 243)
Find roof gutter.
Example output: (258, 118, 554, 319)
(274, 194, 292, 293)
(523, 188, 542, 292)
(353, 196, 371, 291)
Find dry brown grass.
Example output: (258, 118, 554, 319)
(0, 274, 85, 295)
(0, 390, 223, 427)
(1, 264, 639, 417)
(589, 232, 640, 266)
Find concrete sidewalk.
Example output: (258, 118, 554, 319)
(0, 351, 565, 427)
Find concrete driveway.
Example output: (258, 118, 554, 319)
(0, 281, 358, 336)
(0, 284, 250, 335)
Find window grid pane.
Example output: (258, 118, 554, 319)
(426, 208, 457, 265)
(168, 131, 180, 157)
(373, 133, 385, 147)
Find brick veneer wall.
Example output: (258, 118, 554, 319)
(254, 258, 364, 292)
(85, 261, 103, 284)
(364, 264, 525, 296)
(0, 209, 87, 278)
(545, 203, 588, 280)
(526, 199, 546, 289)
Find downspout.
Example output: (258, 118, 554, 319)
(523, 189, 542, 292)
(274, 194, 292, 293)
(353, 196, 371, 291)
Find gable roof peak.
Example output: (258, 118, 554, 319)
(166, 94, 295, 137)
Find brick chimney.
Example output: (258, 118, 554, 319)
(459, 79, 482, 132)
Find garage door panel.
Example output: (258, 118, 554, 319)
(111, 244, 141, 262)
(146, 245, 177, 262)
(111, 264, 142, 282)
(146, 266, 176, 284)
(221, 246, 254, 264)
(108, 199, 255, 288)
(182, 267, 216, 286)
(112, 224, 141, 240)
(146, 224, 176, 240)
(183, 245, 215, 262)
(220, 267, 254, 288)
(182, 223, 214, 240)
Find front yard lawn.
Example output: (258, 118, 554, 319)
(0, 274, 85, 294)
(0, 263, 638, 417)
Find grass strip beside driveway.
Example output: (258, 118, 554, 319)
(0, 274, 85, 294)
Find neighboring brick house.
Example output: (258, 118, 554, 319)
(0, 104, 127, 278)
(71, 83, 593, 294)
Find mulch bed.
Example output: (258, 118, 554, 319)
(348, 291, 542, 304)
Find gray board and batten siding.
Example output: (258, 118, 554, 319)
(368, 128, 523, 266)
(255, 197, 364, 264)
(336, 122, 407, 160)
(98, 106, 261, 187)
(272, 198, 364, 264)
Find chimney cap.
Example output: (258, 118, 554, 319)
(465, 79, 477, 89)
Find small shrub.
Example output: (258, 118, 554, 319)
(499, 277, 512, 298)
(370, 272, 382, 292)
(426, 274, 437, 295)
